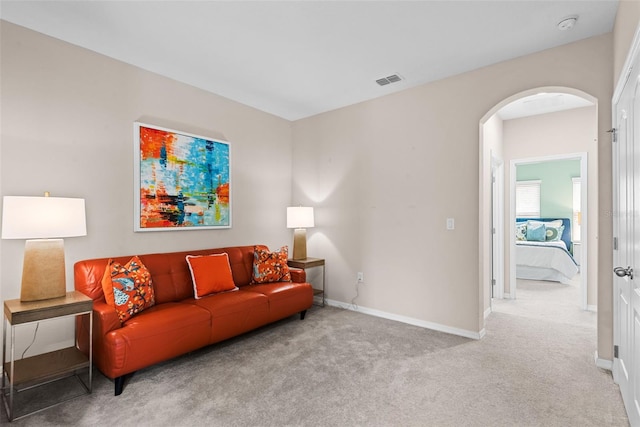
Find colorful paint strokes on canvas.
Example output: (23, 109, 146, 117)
(137, 124, 230, 230)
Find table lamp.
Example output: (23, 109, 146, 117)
(2, 193, 87, 301)
(287, 206, 314, 260)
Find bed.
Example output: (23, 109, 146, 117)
(515, 217, 579, 284)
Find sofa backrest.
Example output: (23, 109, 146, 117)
(74, 245, 257, 304)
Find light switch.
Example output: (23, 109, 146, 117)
(446, 218, 455, 230)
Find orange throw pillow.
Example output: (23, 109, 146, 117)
(101, 256, 155, 324)
(186, 253, 237, 299)
(251, 245, 292, 284)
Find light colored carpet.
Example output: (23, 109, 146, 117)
(492, 274, 594, 328)
(3, 279, 629, 426)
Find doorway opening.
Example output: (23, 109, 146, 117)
(510, 154, 587, 302)
(479, 87, 598, 327)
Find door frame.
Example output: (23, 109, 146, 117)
(491, 152, 505, 300)
(479, 86, 598, 324)
(508, 152, 588, 310)
(611, 20, 640, 423)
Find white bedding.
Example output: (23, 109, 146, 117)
(515, 241, 579, 284)
(517, 240, 567, 250)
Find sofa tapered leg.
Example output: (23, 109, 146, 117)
(115, 376, 125, 396)
(300, 310, 307, 320)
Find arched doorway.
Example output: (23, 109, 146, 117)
(479, 86, 598, 326)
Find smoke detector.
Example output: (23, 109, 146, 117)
(557, 16, 578, 31)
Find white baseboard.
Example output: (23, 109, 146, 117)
(325, 298, 484, 340)
(587, 305, 597, 312)
(484, 307, 491, 319)
(594, 351, 613, 371)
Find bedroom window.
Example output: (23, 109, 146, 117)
(515, 180, 541, 218)
(572, 177, 581, 242)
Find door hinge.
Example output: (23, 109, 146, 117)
(614, 237, 618, 251)
(614, 345, 619, 359)
(608, 128, 618, 143)
(492, 279, 496, 286)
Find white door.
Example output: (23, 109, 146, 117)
(613, 46, 640, 426)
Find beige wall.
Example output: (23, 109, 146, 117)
(3, 10, 636, 361)
(502, 106, 598, 307)
(614, 1, 640, 83)
(0, 21, 293, 354)
(292, 34, 613, 348)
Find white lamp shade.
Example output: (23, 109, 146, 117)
(2, 196, 87, 239)
(287, 206, 314, 228)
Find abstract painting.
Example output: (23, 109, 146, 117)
(134, 122, 231, 231)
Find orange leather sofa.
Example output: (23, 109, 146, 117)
(74, 245, 313, 396)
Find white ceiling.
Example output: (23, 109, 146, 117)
(0, 1, 618, 121)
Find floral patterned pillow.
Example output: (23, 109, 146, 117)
(101, 256, 155, 324)
(251, 245, 292, 284)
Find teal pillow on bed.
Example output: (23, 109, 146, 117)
(545, 224, 565, 242)
(526, 221, 546, 241)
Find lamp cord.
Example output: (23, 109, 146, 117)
(351, 281, 360, 310)
(21, 322, 39, 359)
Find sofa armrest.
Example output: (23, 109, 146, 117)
(290, 268, 306, 283)
(76, 298, 120, 357)
(79, 299, 120, 339)
(94, 299, 122, 333)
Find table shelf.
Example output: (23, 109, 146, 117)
(288, 258, 325, 307)
(4, 347, 89, 390)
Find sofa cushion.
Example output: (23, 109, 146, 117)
(187, 289, 270, 344)
(102, 256, 156, 324)
(246, 282, 313, 322)
(251, 245, 291, 284)
(186, 253, 237, 298)
(246, 281, 306, 301)
(104, 302, 211, 375)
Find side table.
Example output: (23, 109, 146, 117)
(288, 258, 325, 307)
(2, 291, 93, 421)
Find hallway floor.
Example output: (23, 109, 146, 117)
(492, 275, 594, 328)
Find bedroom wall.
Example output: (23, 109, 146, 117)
(503, 107, 597, 305)
(292, 35, 612, 348)
(0, 21, 294, 355)
(516, 159, 581, 222)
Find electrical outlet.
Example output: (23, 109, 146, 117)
(357, 272, 364, 283)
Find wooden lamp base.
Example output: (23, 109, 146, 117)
(292, 228, 308, 260)
(20, 239, 67, 302)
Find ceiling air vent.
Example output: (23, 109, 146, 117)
(376, 74, 403, 86)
